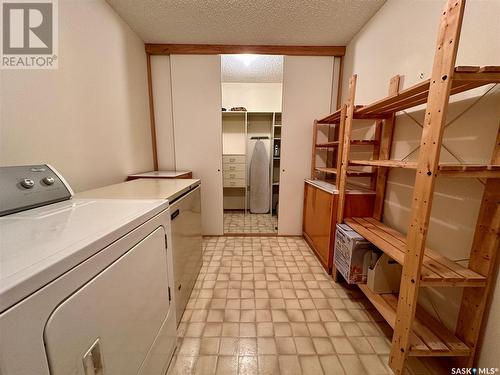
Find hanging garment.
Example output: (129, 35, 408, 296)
(249, 140, 270, 213)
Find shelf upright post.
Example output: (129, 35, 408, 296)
(373, 75, 401, 220)
(389, 0, 466, 373)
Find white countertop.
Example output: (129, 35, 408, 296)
(305, 179, 375, 195)
(128, 170, 191, 178)
(76, 178, 201, 203)
(0, 198, 168, 312)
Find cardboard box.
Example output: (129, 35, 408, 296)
(334, 224, 374, 284)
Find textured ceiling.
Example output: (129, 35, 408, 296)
(105, 0, 386, 45)
(222, 55, 283, 83)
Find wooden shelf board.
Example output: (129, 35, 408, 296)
(358, 284, 471, 356)
(348, 160, 500, 177)
(315, 167, 374, 177)
(356, 66, 499, 116)
(345, 217, 486, 287)
(316, 140, 378, 148)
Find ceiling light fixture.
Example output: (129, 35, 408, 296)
(238, 54, 257, 67)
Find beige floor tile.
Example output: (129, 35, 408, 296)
(194, 355, 218, 375)
(239, 338, 257, 356)
(349, 336, 375, 354)
(258, 355, 279, 375)
(359, 354, 391, 375)
(312, 337, 335, 355)
(287, 309, 306, 322)
(278, 355, 302, 375)
(276, 337, 297, 354)
(238, 356, 258, 375)
(207, 310, 224, 322)
(299, 355, 324, 375)
(240, 323, 257, 337)
(290, 322, 310, 337)
(179, 338, 201, 356)
(222, 322, 239, 337)
(367, 336, 391, 355)
(256, 309, 272, 322)
(307, 322, 328, 337)
(200, 337, 220, 355)
(319, 355, 345, 374)
(294, 337, 316, 355)
(216, 356, 238, 375)
(204, 323, 222, 337)
(240, 309, 256, 322)
(185, 323, 205, 337)
(257, 322, 274, 337)
(168, 355, 197, 375)
(274, 322, 293, 337)
(219, 338, 239, 355)
(258, 337, 278, 355)
(331, 337, 356, 354)
(338, 354, 367, 375)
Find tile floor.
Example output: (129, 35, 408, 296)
(224, 212, 278, 234)
(167, 237, 445, 375)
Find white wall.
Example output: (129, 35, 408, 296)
(222, 83, 282, 112)
(279, 56, 335, 235)
(342, 0, 500, 367)
(0, 0, 153, 192)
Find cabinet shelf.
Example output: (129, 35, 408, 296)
(358, 284, 471, 357)
(345, 217, 486, 287)
(348, 160, 500, 178)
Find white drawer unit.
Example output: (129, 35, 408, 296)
(223, 154, 246, 164)
(223, 170, 245, 180)
(223, 178, 246, 188)
(223, 163, 246, 172)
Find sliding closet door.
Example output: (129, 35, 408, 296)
(279, 56, 335, 235)
(170, 55, 223, 235)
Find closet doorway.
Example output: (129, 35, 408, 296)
(221, 55, 283, 234)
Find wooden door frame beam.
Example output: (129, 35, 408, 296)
(145, 44, 346, 56)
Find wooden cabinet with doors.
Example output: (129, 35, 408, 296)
(303, 179, 374, 273)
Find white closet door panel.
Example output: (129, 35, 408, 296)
(151, 55, 175, 170)
(279, 56, 334, 235)
(170, 55, 223, 235)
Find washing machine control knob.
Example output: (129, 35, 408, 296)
(20, 178, 35, 189)
(43, 176, 55, 185)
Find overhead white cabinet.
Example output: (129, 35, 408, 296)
(170, 55, 223, 235)
(44, 228, 173, 375)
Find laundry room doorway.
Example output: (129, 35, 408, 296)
(221, 54, 283, 235)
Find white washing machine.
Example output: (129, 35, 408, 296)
(0, 165, 177, 375)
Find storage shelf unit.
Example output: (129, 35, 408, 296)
(345, 217, 486, 287)
(313, 1, 500, 372)
(358, 284, 471, 357)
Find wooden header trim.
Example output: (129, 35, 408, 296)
(145, 44, 346, 56)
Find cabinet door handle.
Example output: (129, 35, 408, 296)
(83, 338, 103, 375)
(171, 209, 180, 220)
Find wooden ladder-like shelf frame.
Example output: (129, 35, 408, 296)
(312, 0, 500, 373)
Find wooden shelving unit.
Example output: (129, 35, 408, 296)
(315, 1, 500, 373)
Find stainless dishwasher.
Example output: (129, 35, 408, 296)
(169, 185, 203, 325)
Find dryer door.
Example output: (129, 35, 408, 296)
(44, 227, 172, 375)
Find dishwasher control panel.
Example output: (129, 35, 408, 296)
(0, 165, 73, 216)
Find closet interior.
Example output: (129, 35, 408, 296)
(221, 54, 283, 234)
